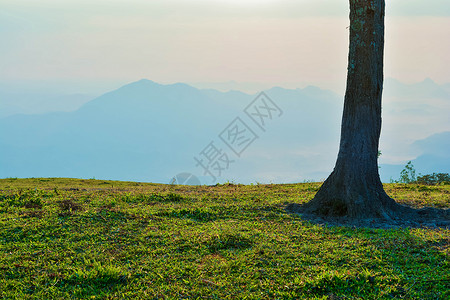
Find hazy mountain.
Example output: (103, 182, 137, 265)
(410, 132, 450, 176)
(384, 77, 450, 99)
(380, 78, 450, 182)
(443, 83, 450, 94)
(0, 91, 93, 118)
(379, 131, 450, 182)
(1, 79, 449, 184)
(411, 131, 450, 157)
(0, 79, 129, 118)
(0, 79, 342, 183)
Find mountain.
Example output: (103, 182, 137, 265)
(0, 90, 94, 118)
(1, 78, 449, 184)
(443, 83, 450, 94)
(379, 131, 450, 182)
(0, 80, 343, 184)
(411, 131, 450, 157)
(410, 131, 450, 175)
(379, 78, 450, 168)
(384, 77, 450, 99)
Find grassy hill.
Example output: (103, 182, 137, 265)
(0, 178, 448, 299)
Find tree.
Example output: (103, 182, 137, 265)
(298, 0, 401, 219)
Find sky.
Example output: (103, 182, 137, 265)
(1, 0, 449, 94)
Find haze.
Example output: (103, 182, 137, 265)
(1, 0, 449, 93)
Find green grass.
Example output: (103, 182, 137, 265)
(0, 178, 448, 299)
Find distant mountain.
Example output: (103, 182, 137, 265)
(411, 131, 450, 157)
(410, 132, 450, 176)
(379, 77, 450, 167)
(0, 91, 93, 118)
(443, 83, 450, 94)
(380, 131, 450, 182)
(384, 77, 450, 99)
(1, 79, 449, 184)
(0, 79, 343, 184)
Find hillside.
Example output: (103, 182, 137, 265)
(0, 178, 448, 299)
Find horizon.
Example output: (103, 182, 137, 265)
(0, 75, 447, 98)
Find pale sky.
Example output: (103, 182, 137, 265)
(1, 0, 449, 93)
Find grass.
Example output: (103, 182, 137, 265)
(0, 178, 448, 299)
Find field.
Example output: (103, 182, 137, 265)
(0, 178, 449, 299)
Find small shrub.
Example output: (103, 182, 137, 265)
(398, 161, 416, 184)
(392, 161, 417, 184)
(392, 162, 450, 186)
(417, 173, 450, 185)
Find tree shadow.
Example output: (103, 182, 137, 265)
(286, 201, 449, 229)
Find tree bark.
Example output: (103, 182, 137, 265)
(301, 0, 400, 219)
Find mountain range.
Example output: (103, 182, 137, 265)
(0, 78, 449, 184)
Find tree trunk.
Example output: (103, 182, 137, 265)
(301, 0, 400, 219)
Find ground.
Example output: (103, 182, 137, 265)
(0, 178, 449, 299)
